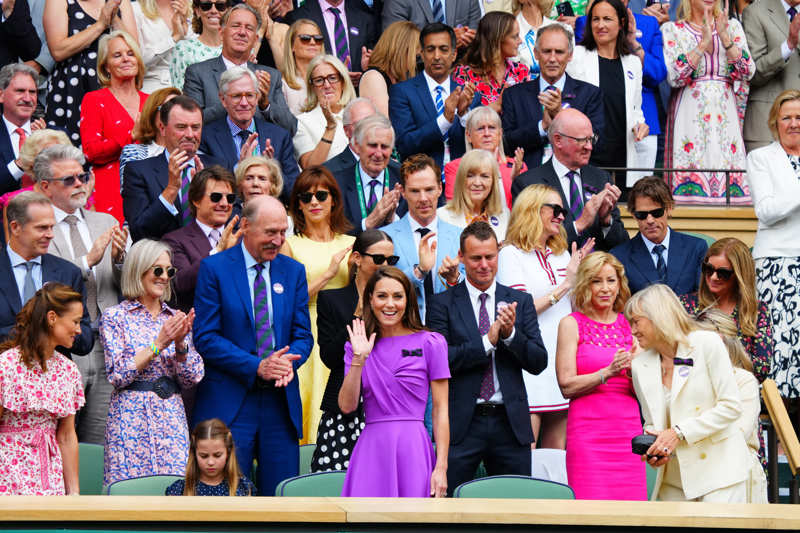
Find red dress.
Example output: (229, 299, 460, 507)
(80, 88, 148, 223)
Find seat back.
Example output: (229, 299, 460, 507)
(683, 231, 716, 247)
(299, 443, 316, 475)
(79, 442, 105, 496)
(274, 471, 346, 496)
(453, 475, 575, 499)
(106, 475, 183, 495)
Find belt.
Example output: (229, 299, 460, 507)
(0, 425, 58, 491)
(123, 376, 179, 399)
(474, 403, 504, 416)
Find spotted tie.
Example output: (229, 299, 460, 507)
(477, 293, 496, 401)
(329, 7, 351, 68)
(253, 263, 274, 358)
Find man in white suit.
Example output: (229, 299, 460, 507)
(35, 144, 127, 444)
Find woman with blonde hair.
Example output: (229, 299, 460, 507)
(170, 0, 228, 89)
(512, 0, 559, 72)
(279, 19, 325, 115)
(234, 155, 293, 234)
(437, 149, 509, 240)
(497, 184, 591, 450)
(358, 21, 420, 117)
(132, 0, 193, 92)
(556, 251, 644, 499)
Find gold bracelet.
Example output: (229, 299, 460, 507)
(351, 361, 364, 367)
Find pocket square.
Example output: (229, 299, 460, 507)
(402, 348, 422, 357)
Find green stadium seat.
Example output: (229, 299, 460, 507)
(453, 475, 575, 499)
(299, 443, 316, 475)
(79, 442, 105, 496)
(683, 231, 716, 247)
(106, 475, 183, 495)
(274, 471, 346, 496)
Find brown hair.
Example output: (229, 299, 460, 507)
(696, 308, 753, 374)
(192, 0, 229, 34)
(133, 87, 182, 143)
(626, 175, 674, 213)
(573, 252, 630, 314)
(288, 166, 352, 236)
(400, 153, 440, 186)
(768, 89, 800, 141)
(0, 283, 83, 373)
(462, 12, 517, 76)
(363, 266, 424, 340)
(183, 418, 248, 496)
(188, 165, 237, 218)
(367, 21, 420, 84)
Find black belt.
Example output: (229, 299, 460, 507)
(474, 403, 504, 416)
(123, 377, 179, 399)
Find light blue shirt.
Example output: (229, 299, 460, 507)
(7, 244, 42, 304)
(241, 241, 273, 325)
(159, 150, 195, 216)
(641, 227, 671, 269)
(227, 116, 256, 156)
(537, 73, 567, 137)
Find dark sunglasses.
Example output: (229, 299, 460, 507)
(198, 1, 227, 11)
(363, 253, 400, 266)
(543, 203, 568, 219)
(209, 192, 236, 203)
(632, 207, 665, 220)
(151, 266, 177, 279)
(297, 33, 325, 44)
(298, 190, 329, 203)
(45, 172, 91, 187)
(701, 262, 734, 281)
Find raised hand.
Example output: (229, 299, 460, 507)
(262, 138, 275, 159)
(216, 215, 243, 252)
(443, 86, 461, 122)
(239, 132, 260, 162)
(170, 0, 189, 40)
(361, 46, 373, 71)
(327, 245, 352, 277)
(457, 83, 476, 116)
(346, 318, 375, 364)
(437, 255, 460, 286)
(633, 122, 649, 142)
(511, 147, 525, 178)
(86, 227, 114, 268)
(111, 226, 128, 264)
(418, 232, 437, 276)
(256, 70, 271, 110)
(98, 0, 121, 28)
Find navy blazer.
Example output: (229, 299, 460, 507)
(511, 158, 629, 251)
(0, 121, 20, 197)
(198, 116, 300, 199)
(161, 220, 212, 313)
(332, 161, 407, 234)
(323, 146, 357, 175)
(389, 72, 480, 172)
(426, 282, 547, 446)
(0, 247, 93, 355)
(501, 74, 605, 169)
(192, 247, 313, 438)
(0, 0, 41, 67)
(122, 152, 223, 242)
(611, 230, 708, 296)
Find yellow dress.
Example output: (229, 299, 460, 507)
(287, 233, 355, 445)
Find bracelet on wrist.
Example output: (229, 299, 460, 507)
(150, 342, 160, 358)
(351, 361, 364, 367)
(175, 343, 189, 355)
(549, 293, 559, 307)
(722, 40, 734, 50)
(598, 371, 606, 385)
(320, 137, 333, 144)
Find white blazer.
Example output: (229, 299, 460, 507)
(745, 141, 800, 259)
(631, 330, 750, 500)
(566, 46, 646, 169)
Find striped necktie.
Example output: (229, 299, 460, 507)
(434, 86, 448, 141)
(652, 244, 667, 282)
(431, 0, 445, 23)
(566, 171, 583, 220)
(180, 167, 192, 226)
(253, 263, 274, 358)
(329, 7, 351, 68)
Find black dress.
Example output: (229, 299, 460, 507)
(590, 56, 627, 189)
(165, 476, 257, 496)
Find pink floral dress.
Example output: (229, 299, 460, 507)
(453, 60, 530, 106)
(0, 347, 84, 495)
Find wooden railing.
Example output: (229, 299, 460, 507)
(761, 379, 800, 504)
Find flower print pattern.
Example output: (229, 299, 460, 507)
(453, 61, 530, 106)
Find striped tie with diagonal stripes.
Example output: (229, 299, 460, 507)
(434, 85, 448, 141)
(253, 263, 274, 358)
(431, 0, 445, 23)
(329, 7, 351, 68)
(180, 166, 192, 226)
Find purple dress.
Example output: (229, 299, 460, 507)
(341, 331, 450, 497)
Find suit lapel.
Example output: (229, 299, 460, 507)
(665, 232, 686, 289)
(215, 121, 240, 166)
(0, 248, 21, 312)
(230, 246, 255, 331)
(397, 215, 419, 265)
(639, 350, 666, 429)
(454, 283, 481, 343)
(49, 221, 69, 260)
(270, 256, 286, 349)
(414, 75, 438, 120)
(542, 160, 569, 211)
(765, 0, 790, 34)
(187, 221, 212, 257)
(670, 343, 695, 400)
(629, 234, 659, 285)
(417, 0, 434, 22)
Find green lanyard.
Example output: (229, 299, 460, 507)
(354, 165, 390, 219)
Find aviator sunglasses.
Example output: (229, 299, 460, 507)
(362, 253, 400, 266)
(298, 190, 330, 203)
(297, 34, 325, 44)
(543, 203, 568, 218)
(632, 207, 665, 220)
(701, 262, 734, 281)
(45, 172, 91, 187)
(198, 1, 227, 11)
(150, 266, 177, 279)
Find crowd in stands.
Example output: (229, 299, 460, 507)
(0, 0, 798, 505)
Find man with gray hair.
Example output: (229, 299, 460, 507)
(34, 144, 127, 443)
(199, 66, 299, 199)
(324, 97, 378, 174)
(0, 63, 42, 196)
(184, 3, 296, 135)
(332, 114, 406, 232)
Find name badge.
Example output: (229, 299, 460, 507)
(350, 27, 359, 36)
(273, 282, 284, 294)
(678, 366, 691, 377)
(490, 215, 499, 226)
(626, 70, 634, 80)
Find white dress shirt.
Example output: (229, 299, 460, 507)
(195, 219, 224, 250)
(408, 215, 438, 250)
(3, 115, 30, 180)
(53, 206, 93, 272)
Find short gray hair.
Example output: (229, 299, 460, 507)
(222, 3, 262, 32)
(121, 239, 174, 302)
(343, 97, 378, 126)
(218, 66, 259, 95)
(353, 114, 395, 148)
(0, 63, 38, 90)
(535, 23, 575, 54)
(464, 106, 504, 152)
(32, 144, 86, 183)
(6, 191, 52, 228)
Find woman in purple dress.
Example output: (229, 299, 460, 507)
(339, 266, 450, 498)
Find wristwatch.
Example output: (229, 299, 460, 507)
(413, 264, 429, 279)
(672, 425, 685, 441)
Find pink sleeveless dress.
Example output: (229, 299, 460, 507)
(565, 312, 647, 500)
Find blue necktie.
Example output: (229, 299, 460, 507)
(789, 6, 797, 21)
(431, 0, 445, 23)
(434, 86, 448, 141)
(652, 244, 667, 282)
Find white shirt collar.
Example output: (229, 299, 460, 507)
(6, 243, 41, 267)
(408, 214, 438, 234)
(53, 205, 82, 225)
(538, 73, 566, 93)
(465, 277, 496, 303)
(3, 115, 31, 137)
(641, 227, 671, 254)
(423, 71, 450, 96)
(551, 153, 578, 178)
(241, 240, 270, 273)
(221, 54, 247, 70)
(782, 0, 793, 13)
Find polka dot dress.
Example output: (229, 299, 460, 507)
(45, 0, 105, 144)
(310, 410, 365, 473)
(164, 476, 257, 496)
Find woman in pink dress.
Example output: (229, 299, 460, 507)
(0, 283, 86, 495)
(555, 252, 646, 500)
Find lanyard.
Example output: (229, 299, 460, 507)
(354, 165, 390, 219)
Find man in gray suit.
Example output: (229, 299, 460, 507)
(742, 0, 800, 151)
(35, 144, 127, 444)
(183, 4, 297, 136)
(382, 0, 480, 47)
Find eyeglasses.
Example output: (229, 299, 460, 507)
(297, 34, 324, 44)
(298, 190, 329, 203)
(226, 92, 258, 102)
(557, 132, 599, 146)
(209, 192, 236, 203)
(198, 1, 227, 11)
(311, 74, 341, 87)
(542, 203, 567, 218)
(45, 172, 91, 187)
(150, 266, 177, 279)
(363, 253, 400, 265)
(701, 262, 734, 281)
(632, 208, 665, 220)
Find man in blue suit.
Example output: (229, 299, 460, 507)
(611, 176, 707, 295)
(198, 66, 299, 200)
(382, 154, 462, 322)
(0, 64, 39, 197)
(389, 22, 479, 172)
(193, 195, 313, 496)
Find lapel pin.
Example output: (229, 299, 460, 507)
(678, 366, 690, 377)
(273, 282, 284, 294)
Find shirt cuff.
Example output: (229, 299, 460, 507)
(501, 327, 516, 345)
(538, 120, 547, 138)
(782, 41, 793, 61)
(81, 256, 90, 272)
(437, 114, 453, 136)
(159, 194, 179, 215)
(6, 160, 23, 180)
(482, 333, 494, 354)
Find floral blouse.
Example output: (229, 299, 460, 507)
(453, 60, 530, 106)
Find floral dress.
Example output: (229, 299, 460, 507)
(170, 38, 221, 91)
(100, 300, 204, 486)
(0, 348, 84, 495)
(662, 20, 754, 205)
(453, 60, 530, 106)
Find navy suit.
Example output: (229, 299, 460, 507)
(389, 72, 479, 172)
(332, 161, 407, 233)
(502, 74, 605, 169)
(161, 221, 212, 313)
(610, 230, 708, 296)
(427, 281, 547, 494)
(0, 0, 40, 67)
(0, 247, 93, 355)
(323, 146, 358, 175)
(121, 153, 223, 242)
(199, 117, 300, 199)
(193, 245, 313, 495)
(0, 121, 21, 197)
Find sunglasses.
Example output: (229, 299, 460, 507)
(298, 33, 324, 44)
(209, 192, 236, 203)
(150, 266, 177, 279)
(298, 190, 329, 203)
(632, 207, 665, 220)
(311, 74, 341, 87)
(363, 253, 400, 266)
(701, 262, 734, 281)
(46, 172, 91, 187)
(543, 203, 568, 219)
(198, 1, 227, 11)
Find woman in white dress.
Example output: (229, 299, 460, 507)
(513, 0, 561, 72)
(496, 183, 591, 449)
(132, 0, 194, 92)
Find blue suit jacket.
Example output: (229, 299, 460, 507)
(192, 246, 313, 438)
(198, 117, 300, 200)
(389, 72, 480, 172)
(0, 247, 93, 355)
(501, 74, 605, 169)
(0, 122, 20, 197)
(610, 230, 708, 295)
(574, 13, 666, 135)
(381, 213, 463, 321)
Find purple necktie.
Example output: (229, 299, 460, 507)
(180, 167, 192, 226)
(789, 6, 797, 21)
(329, 7, 351, 68)
(367, 179, 380, 211)
(253, 263, 273, 358)
(566, 171, 583, 220)
(477, 293, 496, 401)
